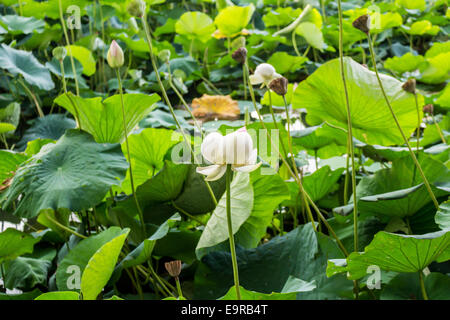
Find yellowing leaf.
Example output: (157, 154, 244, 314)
(191, 95, 240, 122)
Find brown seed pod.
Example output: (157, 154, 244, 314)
(352, 15, 370, 34)
(268, 77, 289, 96)
(423, 104, 434, 114)
(232, 47, 248, 64)
(165, 260, 182, 278)
(402, 79, 416, 94)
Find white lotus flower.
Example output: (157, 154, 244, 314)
(196, 127, 262, 181)
(249, 63, 282, 86)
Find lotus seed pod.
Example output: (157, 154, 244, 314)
(127, 0, 146, 18)
(268, 77, 289, 96)
(107, 40, 124, 69)
(352, 15, 371, 34)
(165, 260, 182, 278)
(52, 47, 67, 61)
(402, 79, 416, 94)
(423, 104, 434, 114)
(232, 47, 248, 64)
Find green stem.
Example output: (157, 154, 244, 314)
(18, 78, 44, 118)
(58, 0, 79, 96)
(268, 90, 288, 159)
(45, 211, 87, 239)
(141, 12, 217, 207)
(292, 32, 301, 57)
(367, 32, 439, 210)
(414, 94, 421, 155)
(432, 114, 447, 144)
(175, 277, 184, 299)
(226, 165, 241, 300)
(418, 270, 429, 300)
(116, 68, 146, 233)
(337, 0, 358, 253)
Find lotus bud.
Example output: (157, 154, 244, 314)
(165, 260, 182, 278)
(158, 49, 171, 64)
(52, 47, 67, 61)
(107, 40, 124, 69)
(269, 77, 288, 96)
(423, 104, 434, 114)
(402, 79, 416, 94)
(127, 0, 146, 18)
(352, 15, 370, 34)
(232, 47, 248, 64)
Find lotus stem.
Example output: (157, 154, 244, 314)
(432, 115, 447, 144)
(367, 32, 440, 210)
(419, 270, 429, 300)
(226, 165, 241, 300)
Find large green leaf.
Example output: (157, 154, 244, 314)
(81, 229, 130, 300)
(196, 172, 254, 259)
(266, 52, 307, 74)
(66, 45, 96, 76)
(0, 15, 45, 35)
(384, 52, 426, 75)
(328, 230, 450, 280)
(120, 128, 183, 194)
(214, 4, 255, 37)
(56, 227, 128, 291)
(2, 130, 128, 218)
(355, 155, 449, 219)
(295, 22, 325, 51)
(0, 44, 54, 90)
(195, 224, 351, 300)
(175, 11, 215, 43)
(0, 150, 28, 182)
(293, 57, 421, 146)
(54, 93, 160, 143)
(35, 291, 80, 300)
(0, 229, 39, 264)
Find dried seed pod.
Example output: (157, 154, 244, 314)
(232, 47, 248, 64)
(165, 260, 182, 278)
(423, 104, 434, 114)
(352, 15, 370, 34)
(268, 77, 289, 96)
(402, 79, 416, 94)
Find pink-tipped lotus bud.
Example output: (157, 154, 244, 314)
(165, 260, 182, 278)
(423, 104, 434, 114)
(402, 79, 416, 94)
(107, 40, 124, 69)
(352, 15, 370, 34)
(268, 76, 288, 96)
(232, 47, 247, 64)
(127, 0, 146, 18)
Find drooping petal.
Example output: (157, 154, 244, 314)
(250, 74, 264, 85)
(222, 128, 254, 165)
(196, 164, 227, 181)
(232, 162, 262, 173)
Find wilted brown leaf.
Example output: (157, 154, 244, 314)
(191, 94, 240, 122)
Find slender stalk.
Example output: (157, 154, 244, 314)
(18, 0, 23, 15)
(175, 277, 184, 299)
(268, 90, 288, 159)
(414, 94, 421, 155)
(116, 69, 146, 233)
(140, 12, 217, 206)
(337, 0, 358, 252)
(418, 270, 429, 300)
(59, 60, 68, 93)
(17, 78, 44, 118)
(292, 32, 302, 57)
(58, 0, 79, 96)
(226, 165, 241, 300)
(367, 32, 439, 210)
(44, 211, 87, 239)
(431, 115, 447, 144)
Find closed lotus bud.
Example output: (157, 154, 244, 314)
(165, 260, 182, 278)
(232, 47, 247, 64)
(52, 47, 67, 61)
(107, 40, 124, 69)
(158, 49, 171, 64)
(423, 104, 434, 114)
(269, 77, 288, 96)
(402, 79, 416, 94)
(127, 0, 146, 18)
(352, 15, 370, 34)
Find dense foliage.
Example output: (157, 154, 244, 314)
(0, 0, 449, 300)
